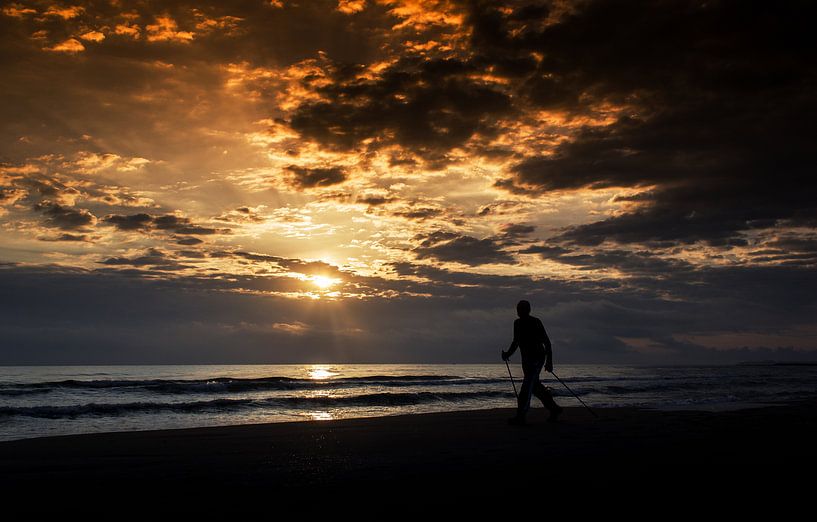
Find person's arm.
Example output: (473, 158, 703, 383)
(542, 321, 553, 372)
(502, 320, 519, 361)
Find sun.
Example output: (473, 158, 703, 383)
(311, 275, 337, 289)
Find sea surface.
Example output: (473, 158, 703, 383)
(1, 363, 816, 442)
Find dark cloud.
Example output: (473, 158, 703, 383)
(526, 244, 695, 275)
(388, 154, 417, 167)
(476, 201, 530, 217)
(19, 176, 79, 202)
(356, 194, 395, 206)
(394, 207, 444, 220)
(2, 260, 816, 364)
(499, 223, 535, 237)
(519, 242, 571, 257)
(227, 250, 347, 278)
(176, 236, 204, 246)
(288, 55, 514, 160)
(100, 248, 192, 271)
(104, 212, 153, 231)
(213, 206, 267, 223)
(101, 249, 168, 266)
(744, 236, 817, 267)
(413, 231, 516, 266)
(154, 215, 226, 235)
(33, 201, 96, 231)
(767, 236, 817, 254)
(39, 233, 91, 242)
(103, 212, 230, 235)
(467, 0, 816, 107)
(469, 0, 817, 245)
(284, 165, 347, 189)
(0, 187, 20, 202)
(553, 182, 785, 247)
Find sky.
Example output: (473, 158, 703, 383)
(1, 0, 816, 365)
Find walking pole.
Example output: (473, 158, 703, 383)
(504, 359, 518, 400)
(549, 370, 598, 418)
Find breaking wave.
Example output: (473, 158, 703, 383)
(0, 390, 511, 419)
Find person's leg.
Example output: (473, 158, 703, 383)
(516, 360, 543, 417)
(516, 374, 534, 417)
(533, 381, 560, 412)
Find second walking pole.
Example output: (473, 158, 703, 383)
(505, 359, 518, 400)
(549, 370, 598, 418)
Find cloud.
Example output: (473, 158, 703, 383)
(525, 244, 695, 276)
(356, 194, 395, 206)
(79, 30, 105, 42)
(114, 23, 140, 39)
(73, 152, 150, 173)
(2, 161, 155, 214)
(554, 183, 785, 247)
(394, 206, 443, 220)
(34, 201, 96, 231)
(287, 55, 514, 161)
(226, 250, 347, 278)
(104, 212, 153, 231)
(101, 248, 171, 266)
(2, 261, 816, 364)
(214, 206, 268, 223)
(103, 212, 230, 235)
(337, 1, 367, 15)
(100, 248, 191, 271)
(478, 0, 817, 246)
(145, 15, 195, 43)
(44, 6, 84, 20)
(39, 232, 91, 242)
(2, 4, 37, 18)
(18, 176, 79, 205)
(176, 236, 204, 245)
(0, 187, 25, 205)
(499, 223, 535, 237)
(2, 0, 816, 365)
(284, 165, 347, 189)
(413, 231, 516, 266)
(46, 38, 85, 53)
(153, 214, 226, 235)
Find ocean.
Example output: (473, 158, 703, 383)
(1, 363, 816, 442)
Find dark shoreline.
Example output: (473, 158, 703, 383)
(3, 401, 817, 499)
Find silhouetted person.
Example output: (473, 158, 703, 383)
(502, 300, 563, 425)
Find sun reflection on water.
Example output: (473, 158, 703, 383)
(307, 365, 338, 380)
(310, 411, 334, 421)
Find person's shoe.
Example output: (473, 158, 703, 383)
(507, 415, 526, 426)
(547, 405, 564, 423)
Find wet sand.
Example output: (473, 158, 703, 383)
(2, 403, 815, 500)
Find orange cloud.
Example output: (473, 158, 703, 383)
(44, 5, 84, 20)
(114, 23, 140, 38)
(79, 30, 105, 42)
(146, 16, 194, 43)
(337, 0, 366, 14)
(193, 11, 243, 34)
(2, 4, 37, 17)
(47, 38, 85, 53)
(378, 0, 466, 31)
(73, 152, 151, 174)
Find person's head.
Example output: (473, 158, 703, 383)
(516, 300, 531, 318)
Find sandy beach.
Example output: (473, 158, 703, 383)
(3, 402, 816, 500)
